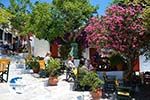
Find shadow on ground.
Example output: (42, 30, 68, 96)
(135, 85, 150, 100)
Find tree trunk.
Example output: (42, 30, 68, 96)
(124, 57, 134, 86)
(27, 39, 32, 58)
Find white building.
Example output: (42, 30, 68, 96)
(0, 26, 16, 44)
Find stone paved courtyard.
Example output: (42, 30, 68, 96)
(0, 55, 111, 100)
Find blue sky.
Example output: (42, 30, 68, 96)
(91, 0, 112, 15)
(1, 0, 112, 15)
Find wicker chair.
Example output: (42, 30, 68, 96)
(0, 59, 10, 82)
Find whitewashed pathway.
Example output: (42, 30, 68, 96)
(0, 55, 93, 100)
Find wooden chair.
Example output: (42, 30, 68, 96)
(38, 60, 46, 70)
(38, 60, 47, 78)
(0, 59, 10, 82)
(103, 75, 117, 93)
(116, 86, 133, 100)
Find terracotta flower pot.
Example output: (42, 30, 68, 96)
(48, 76, 58, 86)
(32, 67, 40, 73)
(90, 88, 102, 100)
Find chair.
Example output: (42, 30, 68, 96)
(103, 75, 117, 93)
(38, 60, 46, 70)
(38, 60, 47, 78)
(0, 59, 10, 82)
(116, 86, 133, 100)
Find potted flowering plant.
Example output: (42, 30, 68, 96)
(80, 71, 104, 100)
(45, 58, 61, 86)
(26, 56, 40, 73)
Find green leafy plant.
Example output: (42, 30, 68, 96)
(45, 58, 61, 77)
(109, 53, 125, 67)
(74, 68, 88, 91)
(25, 56, 40, 73)
(26, 56, 40, 69)
(80, 72, 104, 91)
(60, 44, 71, 60)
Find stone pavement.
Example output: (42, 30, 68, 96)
(0, 55, 119, 100)
(0, 55, 92, 100)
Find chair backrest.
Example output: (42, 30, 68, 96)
(0, 59, 10, 72)
(117, 86, 132, 98)
(39, 60, 46, 70)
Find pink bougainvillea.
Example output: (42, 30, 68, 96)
(85, 4, 145, 60)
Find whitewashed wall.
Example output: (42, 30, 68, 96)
(139, 55, 150, 72)
(33, 37, 50, 57)
(97, 71, 123, 80)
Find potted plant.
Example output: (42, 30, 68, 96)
(80, 71, 104, 100)
(73, 68, 88, 91)
(45, 58, 61, 86)
(26, 57, 40, 73)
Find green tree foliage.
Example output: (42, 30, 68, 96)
(0, 1, 13, 24)
(8, 0, 32, 34)
(21, 0, 97, 41)
(4, 0, 96, 41)
(142, 1, 150, 31)
(0, 8, 13, 24)
(52, 0, 97, 35)
(3, 0, 96, 41)
(0, 1, 4, 8)
(9, 0, 31, 13)
(26, 2, 65, 41)
(112, 0, 126, 4)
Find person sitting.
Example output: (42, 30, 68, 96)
(85, 59, 94, 71)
